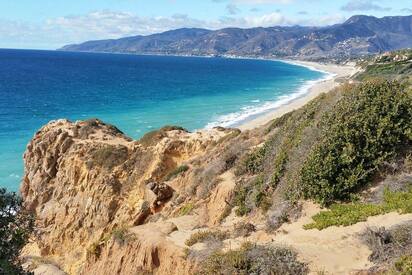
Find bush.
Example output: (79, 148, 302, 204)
(359, 221, 412, 273)
(300, 80, 412, 205)
(138, 125, 188, 147)
(238, 146, 267, 175)
(87, 227, 134, 258)
(304, 188, 412, 230)
(233, 185, 252, 216)
(165, 165, 189, 181)
(87, 144, 128, 170)
(233, 222, 256, 237)
(185, 230, 228, 247)
(0, 188, 34, 274)
(178, 202, 194, 216)
(199, 242, 308, 275)
(392, 255, 412, 274)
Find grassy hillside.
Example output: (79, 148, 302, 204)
(356, 49, 412, 82)
(225, 50, 412, 273)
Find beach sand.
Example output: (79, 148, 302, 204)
(239, 61, 359, 130)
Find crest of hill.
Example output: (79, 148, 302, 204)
(61, 15, 412, 60)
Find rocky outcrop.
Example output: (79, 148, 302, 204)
(20, 118, 232, 274)
(20, 115, 412, 275)
(83, 221, 195, 275)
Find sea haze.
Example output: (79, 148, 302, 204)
(0, 49, 324, 191)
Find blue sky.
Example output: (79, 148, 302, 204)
(0, 0, 410, 49)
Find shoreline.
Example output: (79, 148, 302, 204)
(237, 60, 358, 131)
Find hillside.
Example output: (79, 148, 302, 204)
(60, 15, 412, 60)
(13, 51, 412, 274)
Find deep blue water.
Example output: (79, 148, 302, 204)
(0, 49, 324, 191)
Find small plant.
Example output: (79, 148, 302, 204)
(218, 204, 232, 223)
(266, 111, 294, 133)
(254, 185, 272, 213)
(112, 228, 130, 244)
(199, 242, 308, 275)
(88, 144, 128, 170)
(178, 202, 194, 216)
(165, 165, 189, 181)
(392, 255, 412, 274)
(185, 230, 228, 247)
(87, 227, 133, 258)
(233, 185, 251, 216)
(238, 146, 267, 175)
(404, 154, 412, 172)
(87, 241, 103, 258)
(233, 222, 256, 237)
(182, 247, 191, 260)
(304, 188, 412, 230)
(139, 125, 188, 147)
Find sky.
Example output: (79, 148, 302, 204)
(0, 0, 411, 49)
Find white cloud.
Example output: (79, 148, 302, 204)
(226, 4, 241, 15)
(0, 10, 345, 49)
(341, 0, 391, 12)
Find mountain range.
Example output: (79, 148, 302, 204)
(62, 15, 412, 60)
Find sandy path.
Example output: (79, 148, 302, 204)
(270, 202, 412, 274)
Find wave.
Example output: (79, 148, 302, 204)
(8, 173, 20, 179)
(205, 63, 335, 129)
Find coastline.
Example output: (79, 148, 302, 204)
(237, 60, 358, 131)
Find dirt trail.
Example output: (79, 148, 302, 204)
(270, 202, 412, 274)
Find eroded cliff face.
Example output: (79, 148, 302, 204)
(20, 118, 243, 274)
(20, 116, 412, 275)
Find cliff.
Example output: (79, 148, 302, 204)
(20, 118, 252, 274)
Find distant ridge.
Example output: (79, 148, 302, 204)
(60, 15, 412, 60)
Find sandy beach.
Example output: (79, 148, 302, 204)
(239, 60, 359, 130)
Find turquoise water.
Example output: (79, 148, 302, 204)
(0, 49, 325, 191)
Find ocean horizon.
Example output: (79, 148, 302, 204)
(0, 49, 325, 191)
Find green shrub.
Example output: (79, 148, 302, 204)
(165, 165, 189, 181)
(178, 202, 194, 216)
(0, 188, 34, 274)
(139, 125, 188, 147)
(185, 230, 228, 247)
(240, 146, 267, 175)
(392, 255, 412, 274)
(200, 242, 308, 275)
(233, 185, 252, 216)
(87, 227, 135, 259)
(112, 228, 129, 243)
(304, 188, 412, 230)
(271, 149, 288, 186)
(253, 177, 272, 212)
(266, 111, 294, 133)
(300, 80, 412, 205)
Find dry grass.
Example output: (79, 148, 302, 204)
(360, 221, 412, 273)
(199, 242, 308, 275)
(185, 230, 229, 247)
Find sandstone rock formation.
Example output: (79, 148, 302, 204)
(21, 118, 238, 274)
(21, 116, 412, 275)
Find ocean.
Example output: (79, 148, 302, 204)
(0, 49, 325, 191)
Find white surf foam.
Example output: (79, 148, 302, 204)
(205, 62, 335, 129)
